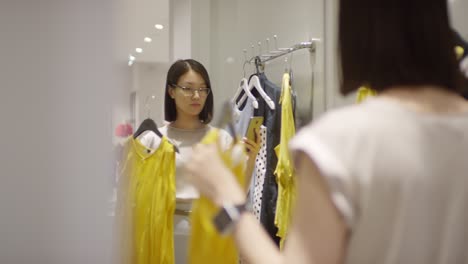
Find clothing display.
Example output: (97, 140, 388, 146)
(356, 86, 377, 103)
(232, 95, 267, 218)
(454, 30, 468, 60)
(252, 125, 267, 220)
(255, 72, 283, 246)
(141, 124, 232, 264)
(289, 97, 468, 263)
(454, 30, 468, 99)
(274, 73, 296, 248)
(114, 136, 176, 264)
(189, 129, 246, 264)
(233, 96, 255, 137)
(234, 72, 297, 246)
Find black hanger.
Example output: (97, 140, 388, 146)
(133, 118, 163, 138)
(254, 56, 263, 74)
(133, 119, 180, 153)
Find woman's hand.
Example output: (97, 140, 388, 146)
(242, 127, 261, 163)
(242, 127, 261, 189)
(185, 143, 246, 205)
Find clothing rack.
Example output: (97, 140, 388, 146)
(247, 40, 316, 67)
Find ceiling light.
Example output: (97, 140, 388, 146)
(128, 54, 135, 66)
(135, 48, 143, 53)
(155, 24, 164, 30)
(144, 37, 152, 43)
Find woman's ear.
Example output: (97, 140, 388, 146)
(168, 86, 176, 99)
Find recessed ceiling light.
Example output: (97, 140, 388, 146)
(128, 54, 136, 61)
(155, 24, 164, 30)
(144, 37, 152, 43)
(128, 60, 134, 66)
(135, 48, 143, 53)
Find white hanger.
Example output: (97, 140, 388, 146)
(136, 130, 162, 153)
(238, 75, 275, 110)
(232, 78, 259, 109)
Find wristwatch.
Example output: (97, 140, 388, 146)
(213, 202, 247, 235)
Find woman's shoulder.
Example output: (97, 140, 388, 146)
(307, 97, 406, 135)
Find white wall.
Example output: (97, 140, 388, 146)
(0, 1, 117, 263)
(450, 0, 468, 39)
(133, 62, 170, 126)
(170, 0, 192, 61)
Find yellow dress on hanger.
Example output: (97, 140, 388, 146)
(455, 45, 464, 60)
(274, 72, 296, 249)
(189, 129, 246, 264)
(115, 136, 176, 264)
(356, 86, 377, 103)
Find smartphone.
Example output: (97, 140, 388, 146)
(245, 116, 264, 142)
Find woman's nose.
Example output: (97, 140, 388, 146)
(192, 90, 200, 99)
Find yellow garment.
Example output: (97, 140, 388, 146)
(115, 136, 176, 264)
(189, 129, 246, 264)
(356, 86, 377, 103)
(455, 45, 464, 60)
(274, 73, 297, 249)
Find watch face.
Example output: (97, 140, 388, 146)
(213, 208, 232, 235)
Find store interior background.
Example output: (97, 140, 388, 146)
(114, 0, 468, 134)
(0, 0, 466, 263)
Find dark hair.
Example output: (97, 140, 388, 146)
(164, 59, 214, 123)
(338, 0, 465, 95)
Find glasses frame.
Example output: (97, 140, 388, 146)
(171, 84, 211, 97)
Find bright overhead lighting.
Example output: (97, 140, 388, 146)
(154, 24, 164, 30)
(135, 48, 143, 53)
(128, 54, 135, 66)
(144, 37, 152, 43)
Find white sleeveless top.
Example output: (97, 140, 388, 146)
(290, 97, 468, 264)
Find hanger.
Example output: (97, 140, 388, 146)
(133, 95, 179, 153)
(232, 78, 259, 110)
(134, 95, 163, 139)
(238, 74, 275, 110)
(133, 118, 163, 139)
(254, 56, 264, 74)
(285, 53, 294, 87)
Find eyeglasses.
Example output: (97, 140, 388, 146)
(172, 84, 211, 97)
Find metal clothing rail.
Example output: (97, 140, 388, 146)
(247, 40, 317, 66)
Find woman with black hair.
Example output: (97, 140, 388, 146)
(157, 59, 260, 264)
(185, 1, 468, 263)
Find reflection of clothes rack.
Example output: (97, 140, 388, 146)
(248, 40, 317, 67)
(245, 39, 317, 127)
(238, 38, 317, 247)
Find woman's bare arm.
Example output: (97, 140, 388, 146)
(186, 145, 348, 264)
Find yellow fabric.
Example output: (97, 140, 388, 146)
(274, 73, 297, 249)
(356, 86, 377, 103)
(115, 136, 176, 264)
(455, 45, 464, 60)
(189, 129, 246, 264)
